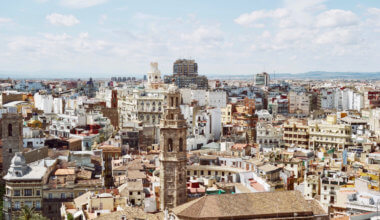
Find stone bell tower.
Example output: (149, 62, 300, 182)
(2, 108, 23, 174)
(159, 86, 187, 211)
(147, 62, 162, 86)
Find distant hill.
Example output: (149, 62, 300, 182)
(207, 71, 380, 80)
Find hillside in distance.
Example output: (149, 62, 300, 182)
(208, 71, 380, 80)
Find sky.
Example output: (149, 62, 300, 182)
(0, 0, 380, 78)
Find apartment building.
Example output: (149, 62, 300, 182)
(320, 170, 349, 208)
(288, 91, 312, 116)
(256, 122, 283, 151)
(283, 119, 309, 149)
(308, 115, 352, 151)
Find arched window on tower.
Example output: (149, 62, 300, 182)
(169, 97, 172, 107)
(8, 124, 12, 137)
(179, 138, 184, 152)
(167, 138, 173, 152)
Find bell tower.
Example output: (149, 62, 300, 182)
(159, 87, 187, 211)
(2, 108, 23, 174)
(147, 62, 162, 87)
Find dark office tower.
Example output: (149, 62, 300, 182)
(164, 59, 208, 89)
(173, 59, 198, 76)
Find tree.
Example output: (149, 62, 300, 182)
(18, 206, 34, 220)
(17, 206, 48, 220)
(67, 213, 74, 220)
(0, 181, 5, 220)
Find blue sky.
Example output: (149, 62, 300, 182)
(0, 0, 379, 77)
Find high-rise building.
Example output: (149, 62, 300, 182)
(173, 59, 198, 76)
(2, 108, 23, 174)
(164, 59, 208, 89)
(254, 72, 270, 87)
(159, 87, 187, 210)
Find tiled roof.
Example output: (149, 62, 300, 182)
(127, 170, 146, 179)
(55, 168, 75, 175)
(231, 143, 251, 150)
(172, 191, 325, 219)
(258, 164, 280, 173)
(126, 179, 143, 191)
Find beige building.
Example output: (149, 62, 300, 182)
(118, 179, 144, 206)
(61, 190, 127, 219)
(308, 115, 352, 151)
(221, 103, 233, 124)
(3, 153, 56, 220)
(118, 63, 168, 128)
(283, 119, 309, 149)
(303, 175, 320, 199)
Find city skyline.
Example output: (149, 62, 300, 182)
(1, 0, 380, 77)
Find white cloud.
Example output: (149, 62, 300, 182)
(368, 7, 380, 16)
(181, 25, 224, 46)
(46, 13, 79, 26)
(2, 2, 380, 75)
(367, 8, 380, 28)
(315, 28, 358, 45)
(316, 9, 359, 28)
(99, 14, 107, 25)
(234, 8, 288, 27)
(60, 0, 108, 8)
(0, 17, 12, 24)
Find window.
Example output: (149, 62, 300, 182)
(129, 192, 133, 196)
(167, 138, 173, 152)
(208, 171, 211, 175)
(194, 171, 197, 175)
(9, 148, 12, 153)
(48, 193, 53, 199)
(14, 190, 20, 196)
(25, 201, 33, 208)
(324, 186, 327, 190)
(24, 189, 32, 196)
(187, 171, 190, 176)
(200, 170, 204, 175)
(14, 201, 20, 210)
(138, 191, 140, 195)
(8, 124, 12, 136)
(61, 193, 66, 199)
(36, 190, 40, 196)
(179, 138, 184, 152)
(36, 201, 41, 209)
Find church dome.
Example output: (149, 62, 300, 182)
(11, 152, 26, 166)
(8, 152, 30, 177)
